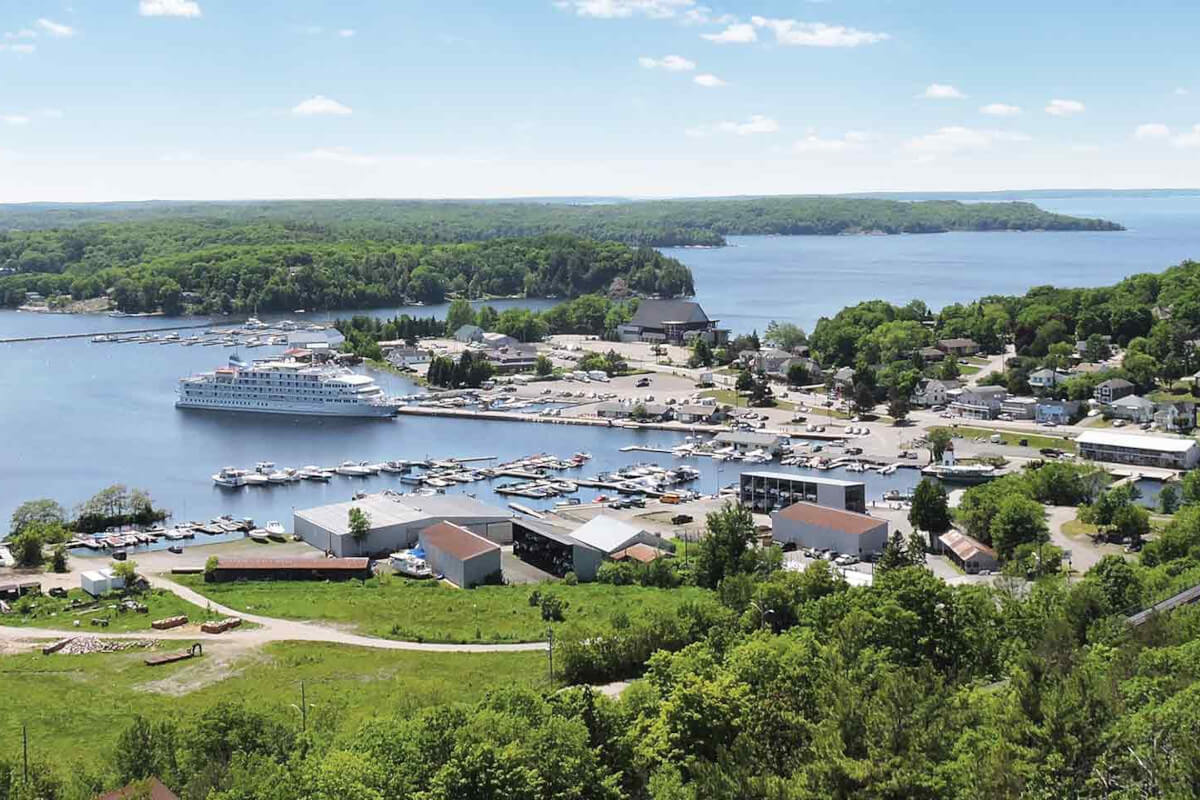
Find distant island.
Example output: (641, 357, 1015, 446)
(0, 195, 1123, 248)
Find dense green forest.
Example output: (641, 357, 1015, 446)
(9, 500, 1200, 799)
(0, 231, 693, 314)
(0, 195, 1120, 247)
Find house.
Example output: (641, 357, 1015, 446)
(97, 777, 180, 800)
(753, 348, 793, 375)
(1076, 430, 1200, 469)
(950, 386, 1007, 420)
(595, 401, 673, 421)
(207, 557, 371, 582)
(674, 404, 726, 424)
(616, 299, 723, 345)
(936, 337, 980, 356)
(1154, 402, 1196, 433)
(713, 430, 783, 455)
(910, 378, 960, 407)
(770, 502, 888, 556)
(938, 531, 998, 574)
(293, 493, 513, 557)
(1028, 368, 1070, 390)
(778, 356, 823, 382)
(419, 521, 502, 588)
(1108, 394, 1155, 423)
(1036, 399, 1082, 425)
(512, 518, 604, 581)
(832, 366, 856, 395)
(917, 346, 946, 363)
(740, 471, 867, 514)
(1000, 397, 1038, 420)
(570, 516, 669, 556)
(383, 345, 432, 368)
(1095, 378, 1135, 404)
(454, 324, 484, 343)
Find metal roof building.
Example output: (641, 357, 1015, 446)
(294, 492, 513, 557)
(570, 515, 667, 556)
(512, 518, 605, 581)
(770, 502, 888, 556)
(1075, 430, 1200, 469)
(740, 470, 867, 514)
(419, 521, 502, 588)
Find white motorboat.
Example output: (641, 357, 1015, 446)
(300, 465, 334, 481)
(212, 467, 247, 488)
(336, 461, 371, 477)
(243, 473, 270, 486)
(390, 550, 433, 578)
(264, 521, 288, 540)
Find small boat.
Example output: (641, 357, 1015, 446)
(336, 461, 371, 477)
(359, 461, 383, 475)
(381, 460, 410, 473)
(390, 549, 433, 578)
(300, 466, 333, 481)
(243, 473, 270, 486)
(248, 528, 270, 543)
(265, 521, 288, 541)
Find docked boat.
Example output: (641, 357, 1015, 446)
(176, 356, 399, 417)
(300, 465, 334, 481)
(212, 467, 247, 488)
(336, 461, 372, 477)
(242, 472, 270, 486)
(381, 460, 411, 473)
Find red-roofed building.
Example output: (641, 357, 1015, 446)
(419, 521, 502, 588)
(938, 531, 998, 574)
(770, 502, 888, 556)
(96, 777, 180, 800)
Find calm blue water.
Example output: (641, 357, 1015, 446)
(3, 190, 1199, 533)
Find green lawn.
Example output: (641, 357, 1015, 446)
(175, 575, 708, 643)
(0, 588, 217, 633)
(0, 641, 547, 771)
(957, 365, 982, 376)
(931, 425, 1078, 454)
(700, 388, 796, 411)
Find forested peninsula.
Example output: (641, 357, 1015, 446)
(0, 195, 1121, 247)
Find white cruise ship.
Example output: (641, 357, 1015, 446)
(177, 356, 398, 417)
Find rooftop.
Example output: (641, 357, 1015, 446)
(741, 470, 863, 488)
(774, 502, 886, 536)
(1097, 378, 1134, 389)
(215, 557, 369, 571)
(610, 543, 667, 563)
(421, 521, 500, 561)
(516, 518, 601, 551)
(1076, 430, 1199, 453)
(628, 299, 710, 329)
(295, 493, 511, 537)
(571, 515, 648, 554)
(714, 431, 777, 446)
(939, 531, 996, 562)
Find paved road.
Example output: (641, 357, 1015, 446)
(0, 575, 548, 654)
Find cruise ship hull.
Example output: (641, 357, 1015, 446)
(176, 399, 398, 418)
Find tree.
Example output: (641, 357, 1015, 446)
(876, 530, 912, 573)
(534, 354, 553, 377)
(1111, 503, 1150, 546)
(763, 321, 807, 351)
(909, 479, 951, 534)
(50, 544, 68, 573)
(111, 559, 138, 592)
(786, 362, 810, 386)
(749, 372, 773, 407)
(1159, 483, 1180, 514)
(734, 369, 754, 392)
(444, 298, 476, 335)
(688, 337, 713, 368)
(887, 385, 910, 423)
(9, 498, 65, 536)
(928, 428, 953, 463)
(989, 496, 1049, 560)
(348, 507, 371, 553)
(693, 503, 757, 590)
(9, 527, 45, 567)
(1083, 333, 1111, 363)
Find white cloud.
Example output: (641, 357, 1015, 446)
(0, 43, 35, 54)
(701, 22, 756, 43)
(1134, 123, 1171, 141)
(682, 7, 734, 25)
(687, 114, 779, 137)
(921, 83, 965, 99)
(792, 130, 870, 153)
(750, 16, 889, 47)
(300, 147, 378, 166)
(906, 126, 1030, 157)
(980, 102, 1020, 116)
(1172, 125, 1200, 149)
(638, 54, 695, 71)
(555, 0, 696, 19)
(1, 115, 30, 126)
(693, 73, 726, 87)
(338, 29, 356, 37)
(139, 0, 202, 18)
(4, 29, 38, 40)
(291, 95, 353, 116)
(36, 18, 74, 37)
(1045, 98, 1084, 116)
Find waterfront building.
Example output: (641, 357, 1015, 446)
(616, 299, 723, 345)
(713, 431, 783, 454)
(770, 502, 888, 556)
(569, 515, 668, 556)
(911, 378, 960, 407)
(938, 531, 998, 574)
(294, 493, 512, 557)
(595, 401, 673, 421)
(1075, 430, 1200, 469)
(739, 471, 867, 514)
(454, 325, 484, 343)
(1153, 402, 1196, 433)
(176, 357, 397, 417)
(512, 518, 604, 581)
(419, 521, 502, 588)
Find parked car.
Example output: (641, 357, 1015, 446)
(670, 513, 693, 525)
(635, 377, 651, 388)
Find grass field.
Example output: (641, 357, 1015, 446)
(0, 588, 216, 633)
(0, 641, 547, 770)
(175, 575, 708, 643)
(700, 388, 796, 412)
(932, 425, 1078, 454)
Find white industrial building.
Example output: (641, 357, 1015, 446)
(770, 502, 888, 557)
(1075, 430, 1200, 470)
(294, 492, 513, 557)
(419, 522, 503, 588)
(80, 568, 124, 597)
(570, 515, 668, 557)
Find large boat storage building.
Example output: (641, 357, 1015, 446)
(293, 493, 513, 557)
(740, 471, 867, 514)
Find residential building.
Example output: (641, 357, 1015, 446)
(610, 543, 669, 563)
(778, 356, 823, 382)
(454, 324, 483, 343)
(98, 777, 180, 800)
(936, 337, 980, 356)
(383, 345, 432, 368)
(753, 348, 793, 374)
(1000, 397, 1038, 420)
(938, 531, 998, 574)
(950, 386, 1007, 420)
(595, 401, 673, 421)
(1036, 399, 1082, 425)
(207, 557, 371, 582)
(674, 404, 726, 424)
(911, 378, 960, 407)
(294, 493, 512, 557)
(1095, 378, 1135, 404)
(770, 502, 888, 556)
(1076, 431, 1200, 469)
(740, 471, 867, 514)
(713, 430, 783, 455)
(918, 346, 946, 363)
(570, 516, 669, 556)
(832, 366, 856, 395)
(512, 518, 604, 581)
(1108, 394, 1155, 423)
(616, 299, 722, 345)
(1028, 368, 1070, 390)
(1154, 402, 1196, 433)
(419, 521, 502, 588)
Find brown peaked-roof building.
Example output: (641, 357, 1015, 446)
(419, 521, 502, 588)
(97, 777, 180, 800)
(771, 501, 889, 556)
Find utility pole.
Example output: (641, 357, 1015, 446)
(547, 628, 554, 682)
(22, 724, 28, 784)
(301, 681, 307, 732)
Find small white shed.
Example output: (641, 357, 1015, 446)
(80, 568, 124, 597)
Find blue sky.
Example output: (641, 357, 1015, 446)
(0, 0, 1198, 200)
